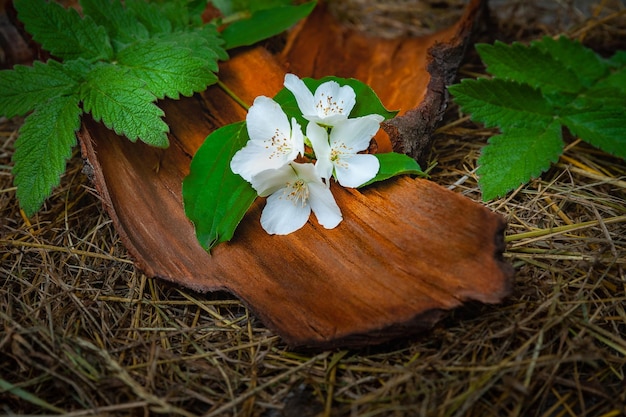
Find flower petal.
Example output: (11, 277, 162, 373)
(312, 80, 356, 124)
(334, 153, 380, 188)
(246, 96, 290, 143)
(233, 96, 303, 181)
(250, 164, 295, 197)
(306, 122, 333, 182)
(231, 141, 279, 182)
(260, 176, 312, 235)
(329, 114, 384, 152)
(261, 193, 311, 235)
(308, 182, 342, 229)
(284, 73, 317, 118)
(290, 117, 305, 156)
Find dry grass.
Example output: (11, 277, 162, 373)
(2, 1, 626, 416)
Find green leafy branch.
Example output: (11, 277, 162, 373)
(2, 0, 226, 215)
(448, 36, 626, 200)
(1, 0, 316, 216)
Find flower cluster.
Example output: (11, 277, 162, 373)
(230, 74, 384, 235)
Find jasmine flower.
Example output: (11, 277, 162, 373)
(250, 162, 342, 235)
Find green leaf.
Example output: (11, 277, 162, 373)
(476, 37, 609, 94)
(187, 0, 211, 23)
(609, 50, 626, 66)
(451, 36, 626, 200)
(125, 0, 172, 35)
(14, 0, 113, 61)
(560, 107, 626, 160)
(80, 0, 149, 48)
(195, 25, 230, 61)
(116, 39, 218, 99)
(274, 76, 398, 128)
(12, 95, 82, 216)
(0, 60, 81, 118)
(477, 122, 564, 200)
(183, 122, 258, 251)
(477, 40, 584, 94)
(152, 27, 228, 68)
(593, 66, 626, 96)
(211, 0, 246, 15)
(124, 0, 173, 36)
(250, 0, 294, 13)
(531, 36, 608, 88)
(566, 83, 626, 110)
(448, 78, 555, 130)
(80, 64, 169, 147)
(213, 0, 294, 16)
(359, 152, 424, 187)
(126, 0, 210, 34)
(154, 0, 206, 30)
(221, 1, 316, 49)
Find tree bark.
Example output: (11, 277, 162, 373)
(77, 0, 513, 348)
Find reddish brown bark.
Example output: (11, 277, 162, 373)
(77, 0, 513, 348)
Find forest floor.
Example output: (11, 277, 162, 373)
(1, 0, 626, 416)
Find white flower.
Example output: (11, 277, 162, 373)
(230, 96, 304, 182)
(250, 163, 342, 235)
(306, 115, 383, 188)
(284, 73, 356, 126)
